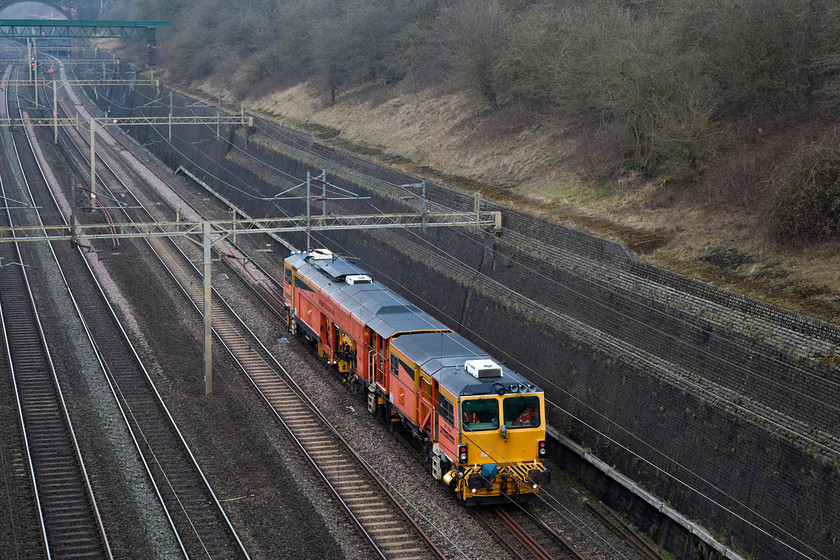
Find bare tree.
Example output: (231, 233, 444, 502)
(440, 0, 509, 106)
(671, 0, 826, 116)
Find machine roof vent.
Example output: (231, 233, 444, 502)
(465, 360, 503, 379)
(310, 249, 334, 260)
(346, 274, 373, 285)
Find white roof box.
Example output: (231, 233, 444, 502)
(465, 360, 503, 379)
(346, 274, 372, 285)
(311, 249, 334, 260)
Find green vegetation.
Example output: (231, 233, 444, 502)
(109, 0, 840, 246)
(771, 149, 840, 242)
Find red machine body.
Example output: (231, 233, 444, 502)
(284, 249, 549, 505)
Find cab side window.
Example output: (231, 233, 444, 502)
(438, 396, 454, 425)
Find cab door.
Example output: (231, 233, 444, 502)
(284, 264, 294, 308)
(418, 374, 436, 439)
(373, 334, 386, 391)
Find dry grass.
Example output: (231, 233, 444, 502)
(243, 81, 840, 324)
(252, 83, 581, 193)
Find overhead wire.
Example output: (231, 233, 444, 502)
(364, 208, 840, 452)
(302, 210, 828, 560)
(88, 55, 832, 558)
(119, 61, 839, 458)
(240, 101, 832, 556)
(214, 83, 840, 407)
(144, 118, 788, 556)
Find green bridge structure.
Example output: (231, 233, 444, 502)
(0, 17, 171, 67)
(0, 19, 170, 40)
(0, 0, 170, 66)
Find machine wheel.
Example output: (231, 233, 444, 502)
(423, 440, 433, 469)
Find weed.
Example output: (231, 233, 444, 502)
(771, 148, 840, 242)
(699, 247, 754, 272)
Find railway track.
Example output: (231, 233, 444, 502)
(470, 506, 587, 560)
(219, 313, 445, 559)
(13, 56, 251, 558)
(0, 200, 111, 560)
(585, 501, 667, 560)
(46, 60, 447, 559)
(0, 59, 112, 559)
(17, 49, 656, 559)
(108, 147, 446, 560)
(90, 72, 658, 560)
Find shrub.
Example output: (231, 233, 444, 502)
(671, 0, 826, 117)
(771, 149, 840, 242)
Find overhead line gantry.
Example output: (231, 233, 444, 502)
(0, 211, 502, 395)
(0, 213, 502, 243)
(0, 112, 253, 204)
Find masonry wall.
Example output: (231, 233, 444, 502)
(334, 227, 839, 560)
